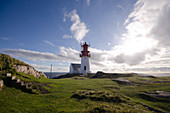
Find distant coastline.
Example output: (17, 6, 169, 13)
(44, 72, 170, 79)
(44, 72, 68, 78)
(140, 72, 170, 77)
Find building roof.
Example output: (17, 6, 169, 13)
(71, 63, 80, 71)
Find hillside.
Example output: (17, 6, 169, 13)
(0, 73, 170, 112)
(0, 53, 30, 73)
(0, 53, 46, 78)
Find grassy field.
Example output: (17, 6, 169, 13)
(0, 73, 170, 113)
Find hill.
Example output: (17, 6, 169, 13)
(0, 72, 170, 112)
(0, 53, 30, 73)
(0, 53, 46, 78)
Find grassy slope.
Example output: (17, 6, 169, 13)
(0, 73, 170, 112)
(120, 76, 170, 112)
(0, 53, 31, 73)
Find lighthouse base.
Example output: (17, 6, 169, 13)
(80, 56, 90, 75)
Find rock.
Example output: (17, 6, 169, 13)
(7, 73, 11, 77)
(141, 91, 170, 100)
(13, 65, 47, 78)
(0, 80, 3, 90)
(112, 78, 133, 85)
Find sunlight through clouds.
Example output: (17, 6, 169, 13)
(1, 0, 170, 73)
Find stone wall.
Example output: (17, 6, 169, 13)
(13, 65, 47, 78)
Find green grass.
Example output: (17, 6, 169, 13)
(0, 73, 170, 112)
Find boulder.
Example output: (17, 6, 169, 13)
(13, 65, 47, 78)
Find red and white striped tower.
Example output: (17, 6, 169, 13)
(80, 42, 91, 74)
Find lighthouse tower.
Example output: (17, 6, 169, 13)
(80, 42, 91, 74)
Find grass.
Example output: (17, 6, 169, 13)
(0, 73, 170, 112)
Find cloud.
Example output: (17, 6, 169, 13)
(149, 3, 170, 47)
(31, 64, 50, 71)
(1, 37, 9, 40)
(59, 46, 80, 62)
(116, 5, 124, 10)
(31, 63, 69, 72)
(2, 49, 59, 61)
(1, 45, 170, 73)
(86, 0, 90, 6)
(114, 52, 146, 66)
(1, 47, 80, 62)
(127, 67, 170, 72)
(107, 42, 111, 46)
(124, 0, 170, 43)
(111, 0, 170, 66)
(64, 9, 89, 43)
(44, 40, 55, 47)
(63, 34, 72, 39)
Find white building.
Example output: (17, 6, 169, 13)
(69, 42, 91, 75)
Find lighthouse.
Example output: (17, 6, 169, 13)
(80, 42, 91, 74)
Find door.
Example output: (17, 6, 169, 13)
(84, 66, 86, 70)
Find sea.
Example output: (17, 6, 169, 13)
(137, 72, 170, 77)
(44, 72, 68, 78)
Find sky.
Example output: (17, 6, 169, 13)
(0, 0, 170, 73)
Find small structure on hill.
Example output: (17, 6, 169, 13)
(69, 42, 91, 75)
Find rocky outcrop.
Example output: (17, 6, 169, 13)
(0, 80, 3, 90)
(13, 65, 47, 78)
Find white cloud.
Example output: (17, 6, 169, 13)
(116, 5, 124, 10)
(63, 34, 72, 39)
(64, 9, 89, 43)
(111, 0, 170, 67)
(63, 18, 66, 22)
(1, 45, 170, 73)
(1, 37, 9, 40)
(44, 40, 55, 47)
(2, 49, 59, 61)
(31, 63, 68, 72)
(62, 7, 67, 22)
(124, 0, 170, 41)
(107, 42, 111, 46)
(1, 47, 80, 63)
(86, 0, 90, 6)
(149, 3, 170, 47)
(59, 46, 80, 62)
